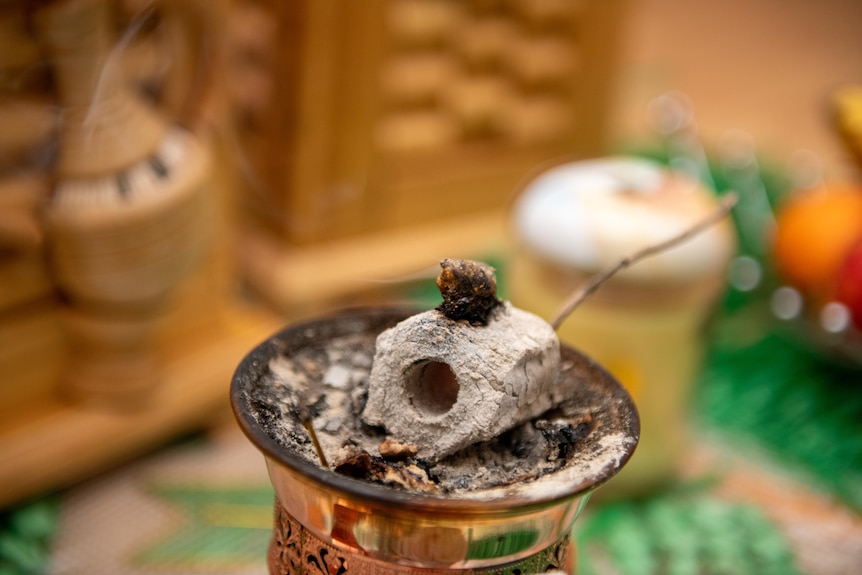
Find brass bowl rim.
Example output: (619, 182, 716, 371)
(230, 306, 640, 515)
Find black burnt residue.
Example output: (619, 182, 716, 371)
(435, 258, 502, 326)
(334, 451, 438, 493)
(536, 415, 593, 462)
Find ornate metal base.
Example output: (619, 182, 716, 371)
(268, 499, 574, 574)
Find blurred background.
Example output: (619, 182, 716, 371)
(0, 0, 860, 573)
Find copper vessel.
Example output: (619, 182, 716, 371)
(231, 307, 639, 574)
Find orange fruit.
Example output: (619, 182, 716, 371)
(772, 183, 862, 298)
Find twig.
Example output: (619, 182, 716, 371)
(297, 397, 329, 468)
(550, 193, 738, 331)
(303, 419, 330, 469)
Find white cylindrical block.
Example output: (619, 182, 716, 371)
(362, 302, 560, 461)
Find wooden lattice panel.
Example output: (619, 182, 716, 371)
(227, 0, 628, 244)
(377, 0, 579, 151)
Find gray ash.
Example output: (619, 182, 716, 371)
(246, 330, 599, 495)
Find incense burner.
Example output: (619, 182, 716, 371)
(231, 307, 639, 573)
